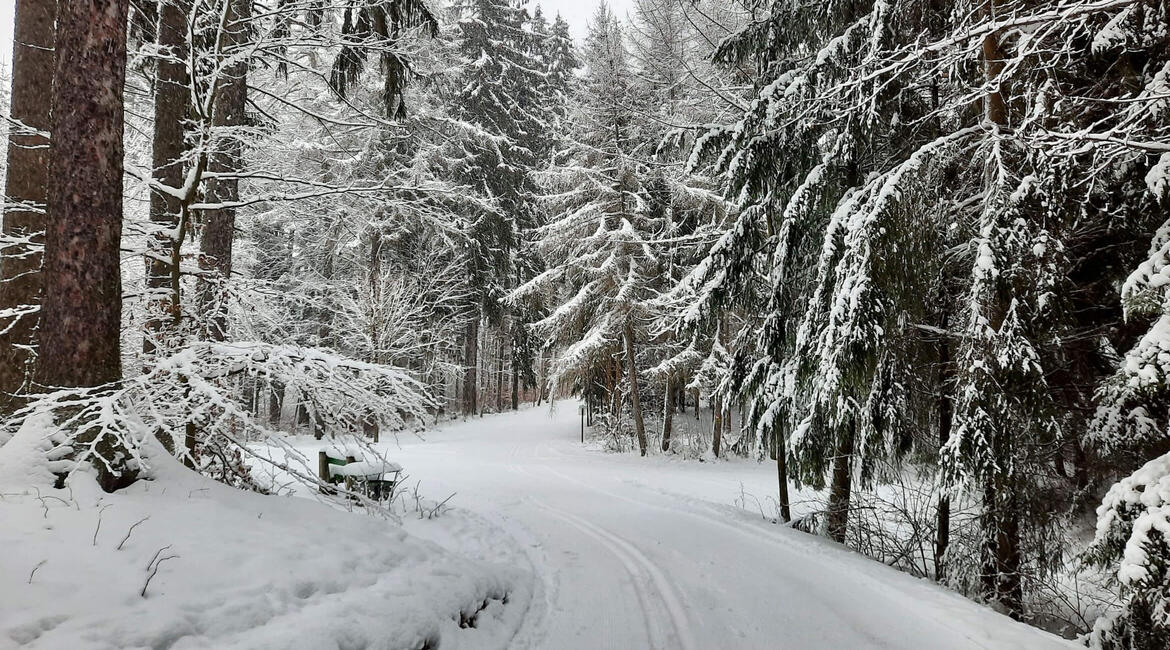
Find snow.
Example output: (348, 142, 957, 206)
(290, 404, 1077, 650)
(329, 459, 403, 478)
(2, 405, 1081, 649)
(0, 424, 527, 650)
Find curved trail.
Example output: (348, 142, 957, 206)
(393, 404, 1077, 650)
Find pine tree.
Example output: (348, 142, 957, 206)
(450, 0, 549, 414)
(516, 4, 658, 455)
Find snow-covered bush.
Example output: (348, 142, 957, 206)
(3, 341, 433, 493)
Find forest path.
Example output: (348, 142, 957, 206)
(392, 404, 1075, 650)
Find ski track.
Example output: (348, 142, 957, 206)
(392, 404, 1079, 650)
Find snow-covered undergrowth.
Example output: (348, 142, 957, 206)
(0, 424, 528, 650)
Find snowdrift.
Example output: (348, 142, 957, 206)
(0, 425, 528, 650)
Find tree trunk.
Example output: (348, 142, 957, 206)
(661, 375, 674, 452)
(935, 313, 954, 582)
(0, 0, 56, 415)
(267, 381, 281, 426)
(366, 227, 382, 361)
(978, 0, 1023, 619)
(535, 352, 545, 406)
(979, 473, 1000, 595)
(463, 316, 478, 415)
(982, 6, 1007, 129)
(38, 0, 134, 492)
(496, 336, 504, 411)
(622, 319, 647, 456)
(143, 0, 191, 355)
(776, 424, 791, 522)
(511, 351, 519, 410)
(199, 0, 250, 342)
(825, 420, 855, 543)
(712, 393, 723, 458)
(995, 479, 1023, 618)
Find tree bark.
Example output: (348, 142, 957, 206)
(0, 0, 56, 415)
(825, 420, 855, 543)
(935, 313, 954, 582)
(712, 392, 723, 458)
(199, 0, 250, 342)
(622, 319, 647, 456)
(268, 381, 284, 427)
(776, 424, 791, 522)
(661, 375, 674, 452)
(511, 351, 519, 410)
(143, 0, 190, 354)
(366, 227, 382, 361)
(463, 316, 478, 415)
(38, 0, 134, 492)
(496, 336, 504, 411)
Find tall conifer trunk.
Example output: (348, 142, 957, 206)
(935, 321, 954, 581)
(144, 0, 191, 354)
(825, 420, 855, 543)
(463, 316, 478, 415)
(712, 393, 723, 457)
(978, 0, 1023, 619)
(38, 0, 134, 492)
(199, 0, 250, 342)
(661, 376, 674, 452)
(0, 0, 56, 414)
(622, 319, 647, 456)
(776, 424, 791, 522)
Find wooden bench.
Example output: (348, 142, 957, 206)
(318, 451, 402, 501)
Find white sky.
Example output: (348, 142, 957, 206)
(0, 0, 634, 70)
(0, 1, 13, 71)
(532, 0, 636, 41)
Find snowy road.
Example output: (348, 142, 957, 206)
(393, 404, 1076, 650)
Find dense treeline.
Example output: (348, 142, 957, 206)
(2, 0, 1170, 646)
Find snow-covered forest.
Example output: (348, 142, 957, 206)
(2, 0, 1170, 648)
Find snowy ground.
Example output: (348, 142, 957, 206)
(0, 427, 526, 650)
(2, 404, 1082, 649)
(339, 403, 1079, 650)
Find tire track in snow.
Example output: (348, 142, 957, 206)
(537, 462, 805, 556)
(527, 498, 697, 650)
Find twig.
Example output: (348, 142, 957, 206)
(427, 493, 457, 519)
(141, 555, 179, 597)
(146, 544, 173, 572)
(117, 516, 151, 550)
(93, 504, 112, 546)
(28, 560, 46, 584)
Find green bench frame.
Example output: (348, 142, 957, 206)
(317, 451, 399, 501)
